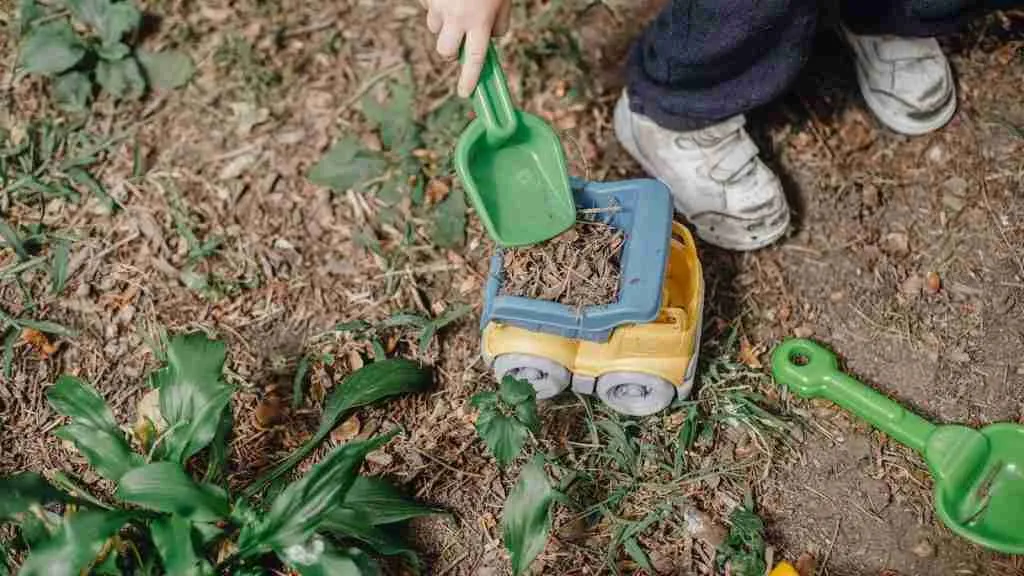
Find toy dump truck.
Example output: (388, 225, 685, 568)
(480, 179, 705, 416)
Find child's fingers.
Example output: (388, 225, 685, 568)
(435, 21, 463, 60)
(458, 28, 490, 97)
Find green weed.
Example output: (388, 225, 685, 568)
(307, 74, 472, 253)
(16, 0, 194, 111)
(716, 495, 768, 576)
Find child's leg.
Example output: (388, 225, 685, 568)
(624, 0, 817, 131)
(613, 0, 814, 252)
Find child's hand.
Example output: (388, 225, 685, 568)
(420, 0, 512, 97)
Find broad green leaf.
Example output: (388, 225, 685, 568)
(499, 376, 535, 406)
(473, 405, 529, 467)
(54, 424, 141, 482)
(342, 476, 444, 525)
(514, 400, 541, 435)
(502, 457, 555, 576)
(18, 510, 131, 576)
(320, 507, 417, 563)
(282, 539, 379, 576)
(117, 463, 229, 522)
(0, 218, 28, 261)
(51, 240, 70, 294)
(137, 49, 195, 91)
(64, 0, 109, 31)
(361, 76, 419, 153)
(238, 432, 396, 556)
(18, 318, 77, 338)
(53, 71, 93, 111)
(307, 137, 387, 192)
(150, 515, 215, 576)
(245, 359, 430, 497)
(47, 374, 119, 430)
(65, 0, 139, 44)
(19, 21, 86, 75)
(0, 473, 65, 521)
(18, 0, 44, 34)
(431, 186, 465, 248)
(150, 333, 233, 464)
(96, 56, 146, 100)
(97, 1, 140, 44)
(48, 375, 141, 481)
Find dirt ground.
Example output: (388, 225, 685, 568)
(2, 0, 1023, 575)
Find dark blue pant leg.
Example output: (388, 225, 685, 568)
(625, 0, 994, 130)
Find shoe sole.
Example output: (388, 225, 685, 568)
(613, 99, 790, 252)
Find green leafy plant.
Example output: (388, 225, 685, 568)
(17, 0, 194, 111)
(470, 376, 541, 467)
(307, 76, 471, 249)
(716, 496, 768, 576)
(0, 332, 439, 575)
(467, 377, 560, 575)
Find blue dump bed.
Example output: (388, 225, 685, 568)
(480, 178, 673, 342)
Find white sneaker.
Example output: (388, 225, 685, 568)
(843, 28, 957, 135)
(613, 93, 790, 251)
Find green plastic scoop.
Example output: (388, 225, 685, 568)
(772, 339, 1024, 555)
(454, 43, 575, 247)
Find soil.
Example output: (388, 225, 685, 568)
(2, 0, 1024, 575)
(500, 219, 624, 308)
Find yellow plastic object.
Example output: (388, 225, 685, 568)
(482, 222, 703, 392)
(769, 562, 801, 576)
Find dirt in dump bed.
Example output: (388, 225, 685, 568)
(500, 218, 625, 308)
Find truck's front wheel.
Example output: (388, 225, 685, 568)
(493, 354, 571, 400)
(596, 372, 676, 416)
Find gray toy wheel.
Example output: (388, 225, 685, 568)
(596, 372, 676, 416)
(493, 354, 571, 400)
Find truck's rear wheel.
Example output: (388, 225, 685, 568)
(596, 372, 676, 416)
(493, 354, 571, 400)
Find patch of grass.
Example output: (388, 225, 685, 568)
(160, 178, 259, 299)
(528, 329, 795, 574)
(0, 120, 124, 372)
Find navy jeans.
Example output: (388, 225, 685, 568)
(626, 0, 989, 130)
